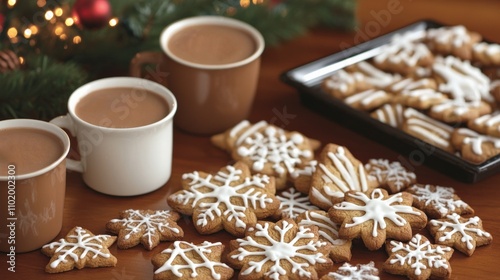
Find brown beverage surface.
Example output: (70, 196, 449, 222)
(75, 87, 169, 128)
(168, 24, 256, 65)
(0, 128, 64, 176)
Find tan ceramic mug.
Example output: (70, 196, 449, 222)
(0, 119, 70, 253)
(130, 16, 265, 135)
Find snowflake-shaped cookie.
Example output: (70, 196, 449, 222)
(428, 213, 492, 256)
(291, 160, 318, 194)
(106, 209, 184, 250)
(365, 159, 417, 193)
(41, 226, 117, 273)
(152, 241, 234, 280)
(407, 184, 474, 218)
(274, 187, 319, 219)
(384, 234, 454, 280)
(167, 161, 280, 237)
(310, 144, 379, 210)
(211, 120, 320, 190)
(227, 218, 333, 280)
(320, 261, 379, 280)
(329, 188, 427, 250)
(296, 210, 352, 263)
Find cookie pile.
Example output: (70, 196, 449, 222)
(322, 25, 500, 164)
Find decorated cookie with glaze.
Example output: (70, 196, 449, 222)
(320, 261, 379, 280)
(383, 234, 454, 280)
(472, 42, 500, 66)
(343, 89, 392, 111)
(167, 161, 280, 237)
(364, 158, 417, 193)
(370, 103, 405, 128)
(346, 61, 401, 88)
(322, 69, 373, 99)
(329, 188, 427, 251)
(390, 78, 448, 110)
(467, 111, 500, 137)
(227, 218, 333, 280)
(309, 144, 379, 210)
(273, 187, 319, 220)
(211, 120, 320, 190)
(451, 128, 500, 164)
(106, 209, 184, 250)
(426, 25, 482, 60)
(151, 241, 234, 280)
(41, 226, 117, 273)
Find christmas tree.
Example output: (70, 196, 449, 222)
(0, 0, 357, 120)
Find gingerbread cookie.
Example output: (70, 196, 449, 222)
(472, 42, 500, 66)
(426, 25, 482, 60)
(309, 143, 379, 210)
(106, 209, 184, 250)
(346, 61, 401, 88)
(451, 128, 500, 164)
(274, 187, 319, 220)
(384, 234, 454, 280)
(364, 158, 417, 193)
(211, 120, 320, 190)
(429, 98, 491, 123)
(343, 89, 392, 111)
(490, 80, 500, 103)
(407, 184, 474, 219)
(296, 210, 352, 263)
(290, 160, 317, 194)
(322, 69, 372, 99)
(227, 218, 333, 280)
(390, 78, 448, 110)
(329, 188, 427, 251)
(428, 213, 493, 256)
(467, 111, 500, 137)
(320, 261, 379, 280)
(167, 161, 280, 237)
(41, 226, 117, 273)
(370, 103, 405, 128)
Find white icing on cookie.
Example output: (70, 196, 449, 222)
(298, 211, 347, 246)
(277, 188, 319, 219)
(409, 184, 470, 216)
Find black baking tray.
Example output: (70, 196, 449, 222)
(281, 19, 500, 183)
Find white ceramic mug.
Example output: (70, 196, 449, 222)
(50, 77, 177, 196)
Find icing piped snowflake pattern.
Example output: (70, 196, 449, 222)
(429, 213, 492, 256)
(168, 162, 280, 236)
(236, 122, 313, 176)
(276, 187, 319, 219)
(152, 241, 234, 280)
(365, 159, 416, 193)
(228, 219, 332, 280)
(384, 234, 453, 279)
(324, 261, 380, 280)
(106, 209, 183, 250)
(408, 184, 473, 218)
(41, 226, 117, 273)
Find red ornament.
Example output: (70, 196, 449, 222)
(72, 0, 112, 30)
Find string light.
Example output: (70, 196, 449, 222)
(7, 27, 18, 38)
(24, 28, 32, 39)
(37, 0, 46, 8)
(240, 0, 264, 8)
(54, 8, 64, 17)
(7, 0, 16, 8)
(73, 36, 82, 44)
(109, 18, 119, 27)
(45, 10, 54, 21)
(65, 18, 75, 26)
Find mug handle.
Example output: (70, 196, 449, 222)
(129, 51, 167, 83)
(49, 115, 84, 173)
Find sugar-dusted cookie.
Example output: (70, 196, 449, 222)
(472, 42, 500, 66)
(167, 161, 280, 237)
(106, 209, 184, 250)
(451, 128, 500, 164)
(374, 30, 433, 75)
(384, 234, 454, 280)
(296, 210, 352, 263)
(428, 213, 493, 256)
(290, 160, 317, 194)
(346, 61, 401, 88)
(320, 261, 379, 280)
(152, 241, 234, 280)
(467, 111, 500, 137)
(402, 108, 455, 153)
(343, 89, 392, 111)
(227, 218, 333, 280)
(426, 25, 482, 60)
(365, 158, 417, 193)
(273, 187, 319, 220)
(407, 184, 474, 219)
(370, 103, 405, 128)
(390, 78, 448, 110)
(322, 69, 373, 99)
(41, 226, 117, 273)
(329, 188, 427, 251)
(211, 120, 320, 190)
(309, 144, 379, 210)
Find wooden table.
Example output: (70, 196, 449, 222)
(3, 1, 500, 279)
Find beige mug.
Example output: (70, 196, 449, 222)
(0, 119, 70, 253)
(130, 16, 265, 135)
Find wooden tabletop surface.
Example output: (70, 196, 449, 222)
(3, 1, 500, 279)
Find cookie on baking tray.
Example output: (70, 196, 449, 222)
(383, 234, 454, 280)
(227, 218, 333, 280)
(343, 89, 392, 111)
(322, 69, 373, 99)
(472, 42, 500, 66)
(467, 111, 500, 137)
(370, 103, 405, 128)
(328, 188, 427, 251)
(41, 226, 117, 273)
(151, 240, 234, 280)
(309, 143, 379, 210)
(211, 120, 320, 190)
(451, 128, 500, 164)
(346, 61, 401, 88)
(106, 209, 184, 250)
(320, 261, 379, 280)
(167, 161, 280, 237)
(390, 78, 448, 110)
(428, 213, 493, 256)
(425, 25, 482, 60)
(364, 158, 417, 193)
(296, 210, 352, 263)
(406, 184, 474, 219)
